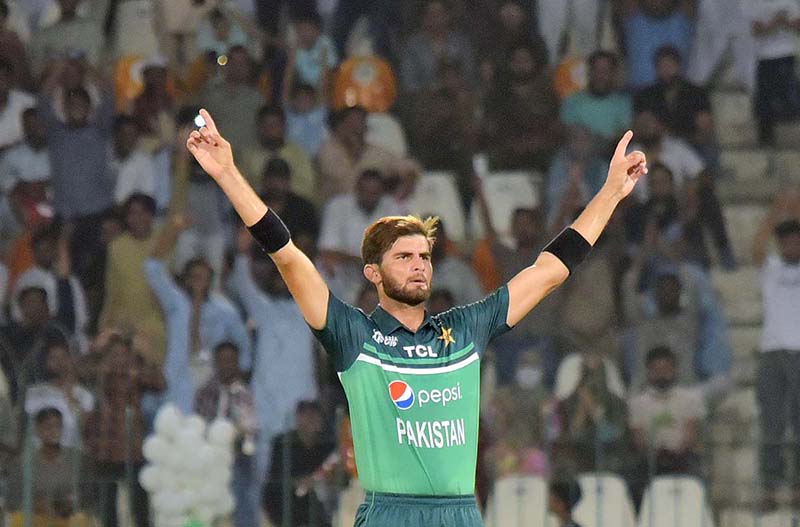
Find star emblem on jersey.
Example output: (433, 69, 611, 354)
(438, 327, 455, 347)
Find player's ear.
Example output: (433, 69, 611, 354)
(363, 263, 381, 285)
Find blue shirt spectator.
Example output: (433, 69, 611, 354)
(621, 0, 695, 90)
(228, 249, 318, 480)
(560, 51, 632, 146)
(38, 82, 114, 219)
(144, 258, 252, 414)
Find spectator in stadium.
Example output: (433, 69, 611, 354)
(100, 194, 166, 366)
(752, 190, 800, 510)
(110, 115, 156, 206)
(318, 169, 402, 304)
(42, 56, 101, 125)
(0, 0, 32, 91)
(629, 346, 706, 501)
(258, 158, 319, 254)
(554, 344, 628, 474)
(198, 46, 266, 155)
(623, 220, 732, 400)
(285, 8, 337, 93)
(487, 349, 552, 479)
(1, 108, 50, 199)
(546, 126, 607, 227)
(484, 41, 561, 171)
(0, 287, 72, 404)
(634, 46, 719, 171)
(38, 59, 114, 285)
(400, 0, 477, 93)
(145, 216, 252, 412)
(6, 407, 88, 526)
(537, 0, 602, 64)
(262, 400, 336, 527)
(746, 1, 800, 146)
(24, 336, 94, 449)
(476, 1, 542, 69)
(0, 58, 35, 150)
(560, 51, 632, 151)
(11, 223, 89, 351)
(411, 59, 480, 172)
(284, 82, 328, 158)
(195, 341, 259, 527)
(196, 7, 250, 58)
(129, 56, 174, 211)
(131, 56, 174, 145)
(629, 113, 735, 269)
(242, 105, 315, 203)
(617, 0, 696, 90)
(228, 229, 319, 496)
(330, 0, 396, 61)
(316, 105, 400, 204)
(429, 220, 483, 307)
(28, 0, 105, 76)
(84, 333, 162, 527)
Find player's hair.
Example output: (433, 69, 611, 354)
(361, 216, 439, 265)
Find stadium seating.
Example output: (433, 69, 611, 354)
(638, 476, 715, 527)
(469, 171, 542, 246)
(574, 473, 637, 527)
(408, 172, 467, 242)
(484, 475, 557, 527)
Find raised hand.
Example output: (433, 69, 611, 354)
(186, 109, 235, 181)
(606, 131, 647, 200)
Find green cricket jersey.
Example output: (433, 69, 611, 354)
(312, 286, 511, 495)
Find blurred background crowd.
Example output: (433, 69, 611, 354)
(0, 0, 800, 526)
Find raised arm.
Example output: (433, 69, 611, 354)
(187, 109, 330, 329)
(505, 131, 646, 327)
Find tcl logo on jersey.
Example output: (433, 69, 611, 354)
(388, 380, 463, 410)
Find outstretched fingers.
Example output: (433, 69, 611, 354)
(613, 130, 634, 161)
(199, 108, 219, 135)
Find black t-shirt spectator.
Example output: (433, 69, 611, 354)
(634, 80, 711, 139)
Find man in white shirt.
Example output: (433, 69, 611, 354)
(752, 197, 800, 509)
(629, 345, 706, 504)
(318, 169, 402, 304)
(1, 107, 50, 193)
(110, 115, 156, 205)
(0, 59, 35, 149)
(747, 0, 800, 145)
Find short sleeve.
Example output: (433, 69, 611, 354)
(455, 286, 511, 354)
(310, 293, 365, 372)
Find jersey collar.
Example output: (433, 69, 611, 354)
(371, 305, 435, 335)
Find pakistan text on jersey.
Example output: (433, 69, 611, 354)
(396, 418, 467, 449)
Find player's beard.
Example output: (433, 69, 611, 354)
(381, 271, 431, 306)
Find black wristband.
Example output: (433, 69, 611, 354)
(542, 227, 592, 275)
(247, 209, 291, 253)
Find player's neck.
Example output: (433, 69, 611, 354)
(379, 296, 426, 333)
